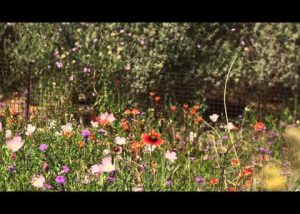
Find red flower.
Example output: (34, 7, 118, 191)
(141, 129, 164, 146)
(154, 96, 161, 102)
(194, 115, 202, 124)
(241, 168, 253, 177)
(183, 104, 189, 110)
(210, 178, 219, 186)
(193, 104, 200, 111)
(228, 187, 236, 192)
(254, 122, 266, 132)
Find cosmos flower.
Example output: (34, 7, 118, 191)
(99, 157, 115, 173)
(97, 112, 116, 126)
(141, 129, 164, 146)
(91, 164, 102, 175)
(31, 175, 45, 188)
(209, 114, 219, 123)
(164, 151, 177, 163)
(6, 136, 24, 152)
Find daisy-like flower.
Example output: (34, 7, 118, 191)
(6, 136, 24, 152)
(254, 122, 266, 132)
(141, 129, 164, 146)
(164, 151, 177, 163)
(31, 175, 45, 188)
(209, 114, 219, 123)
(5, 130, 12, 139)
(115, 136, 126, 145)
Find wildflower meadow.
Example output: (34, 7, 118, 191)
(1, 23, 300, 191)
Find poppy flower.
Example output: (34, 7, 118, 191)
(254, 122, 266, 132)
(241, 168, 253, 177)
(141, 129, 164, 146)
(210, 178, 219, 186)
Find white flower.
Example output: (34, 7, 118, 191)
(224, 122, 237, 131)
(49, 120, 57, 128)
(25, 124, 36, 136)
(115, 136, 126, 145)
(209, 114, 219, 123)
(31, 175, 45, 188)
(5, 130, 12, 139)
(189, 132, 197, 142)
(103, 149, 111, 156)
(144, 145, 156, 152)
(164, 151, 177, 163)
(91, 121, 99, 128)
(55, 131, 61, 136)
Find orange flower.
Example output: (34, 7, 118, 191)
(193, 104, 200, 111)
(89, 133, 95, 140)
(228, 187, 236, 192)
(141, 129, 164, 146)
(194, 115, 202, 124)
(170, 106, 177, 112)
(183, 104, 189, 110)
(189, 108, 196, 115)
(231, 159, 240, 167)
(130, 141, 144, 154)
(64, 131, 73, 138)
(121, 118, 130, 131)
(124, 109, 131, 115)
(210, 178, 219, 186)
(254, 122, 266, 132)
(241, 168, 253, 177)
(78, 141, 85, 149)
(131, 108, 140, 116)
(260, 155, 269, 162)
(154, 96, 160, 102)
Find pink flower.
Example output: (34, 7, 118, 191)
(6, 136, 24, 152)
(164, 151, 177, 163)
(99, 157, 115, 173)
(0, 122, 2, 132)
(98, 112, 116, 125)
(91, 164, 102, 175)
(31, 175, 45, 188)
(115, 136, 126, 145)
(25, 124, 36, 136)
(83, 67, 91, 73)
(55, 61, 63, 69)
(140, 40, 145, 45)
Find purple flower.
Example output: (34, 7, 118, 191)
(109, 170, 118, 178)
(165, 180, 173, 187)
(195, 176, 205, 183)
(39, 144, 49, 152)
(267, 141, 274, 146)
(81, 129, 91, 138)
(62, 165, 70, 174)
(98, 128, 107, 136)
(222, 135, 228, 141)
(55, 176, 66, 184)
(7, 165, 16, 173)
(259, 147, 272, 155)
(107, 177, 115, 182)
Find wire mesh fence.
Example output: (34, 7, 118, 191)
(1, 58, 299, 125)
